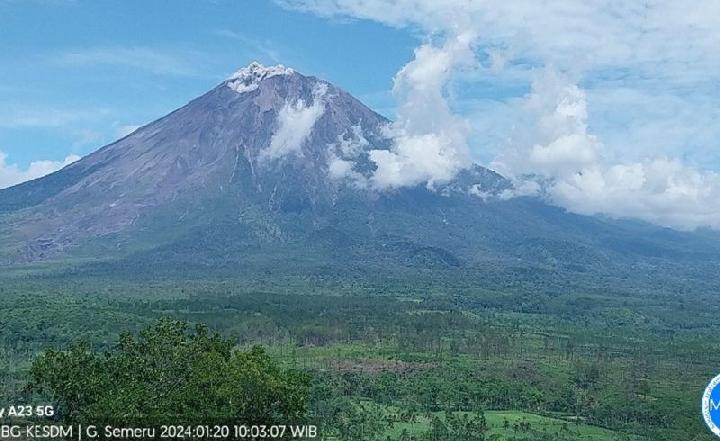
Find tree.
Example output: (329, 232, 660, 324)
(29, 319, 310, 435)
(429, 415, 449, 441)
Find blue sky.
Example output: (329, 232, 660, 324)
(1, 0, 720, 229)
(0, 0, 415, 166)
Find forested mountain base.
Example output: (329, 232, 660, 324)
(0, 272, 716, 440)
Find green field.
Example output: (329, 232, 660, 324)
(381, 410, 638, 440)
(0, 270, 717, 440)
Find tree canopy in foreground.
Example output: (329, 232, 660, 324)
(29, 319, 310, 429)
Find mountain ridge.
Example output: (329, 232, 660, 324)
(1, 63, 719, 287)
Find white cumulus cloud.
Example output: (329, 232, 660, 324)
(551, 159, 720, 230)
(0, 151, 80, 190)
(367, 32, 475, 190)
(493, 69, 720, 230)
(492, 69, 601, 179)
(326, 125, 371, 188)
(279, 0, 720, 230)
(262, 84, 327, 161)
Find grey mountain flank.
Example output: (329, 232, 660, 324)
(0, 64, 386, 259)
(0, 63, 719, 281)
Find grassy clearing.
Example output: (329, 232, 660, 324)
(382, 409, 640, 440)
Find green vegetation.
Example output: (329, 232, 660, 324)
(29, 319, 309, 428)
(383, 409, 635, 441)
(0, 271, 717, 440)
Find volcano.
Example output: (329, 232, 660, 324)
(1, 63, 718, 287)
